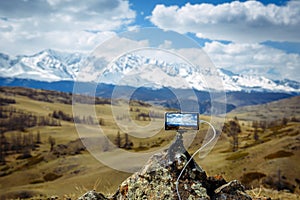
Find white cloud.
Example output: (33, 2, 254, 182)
(0, 0, 135, 55)
(158, 40, 173, 49)
(0, 26, 117, 55)
(92, 36, 149, 61)
(80, 32, 299, 81)
(150, 1, 300, 43)
(203, 41, 300, 81)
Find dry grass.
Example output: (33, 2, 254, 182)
(247, 187, 300, 200)
(0, 87, 299, 199)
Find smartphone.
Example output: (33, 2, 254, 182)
(165, 112, 199, 130)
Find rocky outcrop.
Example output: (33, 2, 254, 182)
(78, 149, 254, 200)
(78, 190, 107, 200)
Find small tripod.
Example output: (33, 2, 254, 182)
(167, 130, 186, 162)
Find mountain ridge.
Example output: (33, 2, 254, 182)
(0, 78, 295, 115)
(0, 49, 84, 82)
(0, 49, 299, 93)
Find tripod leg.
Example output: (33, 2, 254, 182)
(168, 132, 185, 163)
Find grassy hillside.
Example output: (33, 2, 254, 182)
(227, 96, 300, 122)
(0, 87, 299, 199)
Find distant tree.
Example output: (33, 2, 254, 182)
(52, 110, 73, 122)
(16, 132, 22, 153)
(125, 133, 129, 146)
(48, 136, 56, 152)
(252, 121, 259, 142)
(10, 133, 17, 152)
(36, 131, 41, 144)
(0, 147, 5, 165)
(281, 117, 289, 126)
(22, 134, 29, 147)
(0, 133, 7, 164)
(253, 128, 259, 142)
(28, 132, 34, 148)
(20, 147, 32, 159)
(260, 121, 267, 131)
(115, 131, 121, 148)
(252, 121, 259, 129)
(137, 113, 150, 121)
(99, 118, 105, 126)
(277, 169, 282, 191)
(291, 116, 299, 122)
(123, 133, 133, 150)
(223, 117, 241, 152)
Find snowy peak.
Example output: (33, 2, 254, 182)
(218, 71, 289, 92)
(100, 53, 299, 93)
(0, 50, 299, 93)
(100, 53, 205, 90)
(0, 49, 85, 82)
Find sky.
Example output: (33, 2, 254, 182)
(166, 113, 198, 126)
(0, 0, 299, 81)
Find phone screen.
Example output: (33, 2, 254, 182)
(165, 112, 199, 130)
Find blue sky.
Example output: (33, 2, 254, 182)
(130, 0, 290, 28)
(0, 0, 299, 80)
(130, 0, 300, 53)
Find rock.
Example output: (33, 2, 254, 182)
(214, 180, 252, 200)
(112, 150, 210, 200)
(78, 190, 107, 200)
(78, 147, 258, 200)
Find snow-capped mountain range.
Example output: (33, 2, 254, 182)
(0, 49, 299, 93)
(0, 49, 83, 81)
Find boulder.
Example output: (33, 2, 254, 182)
(78, 190, 107, 200)
(78, 148, 254, 200)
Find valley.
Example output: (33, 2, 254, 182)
(0, 86, 299, 199)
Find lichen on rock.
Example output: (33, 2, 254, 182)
(78, 149, 255, 200)
(78, 190, 107, 200)
(113, 151, 176, 200)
